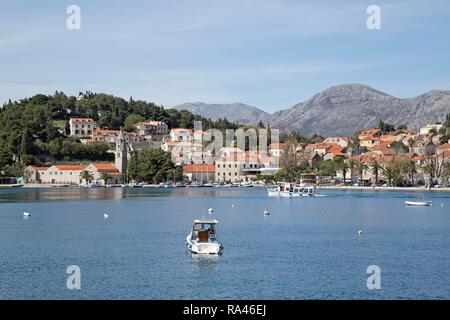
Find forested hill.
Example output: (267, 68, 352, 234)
(0, 91, 239, 176)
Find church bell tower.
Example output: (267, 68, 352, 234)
(115, 129, 128, 173)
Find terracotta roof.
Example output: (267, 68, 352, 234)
(93, 130, 120, 136)
(184, 164, 215, 174)
(360, 129, 381, 135)
(269, 143, 285, 149)
(107, 172, 124, 176)
(29, 166, 50, 171)
(438, 143, 450, 150)
(53, 165, 87, 171)
(361, 136, 379, 141)
(91, 163, 118, 171)
(372, 144, 395, 155)
(442, 150, 450, 158)
(327, 145, 346, 156)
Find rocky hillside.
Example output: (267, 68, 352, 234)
(174, 84, 450, 136)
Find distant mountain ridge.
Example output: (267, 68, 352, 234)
(172, 84, 450, 137)
(172, 102, 269, 125)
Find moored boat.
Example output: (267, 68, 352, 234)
(267, 182, 316, 197)
(405, 200, 432, 207)
(186, 219, 223, 255)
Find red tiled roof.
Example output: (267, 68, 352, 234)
(53, 165, 87, 171)
(91, 163, 119, 171)
(183, 164, 215, 174)
(30, 166, 50, 171)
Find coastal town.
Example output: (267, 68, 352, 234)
(18, 114, 450, 190)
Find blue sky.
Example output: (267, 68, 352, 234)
(1, 0, 449, 112)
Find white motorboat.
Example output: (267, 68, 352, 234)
(268, 182, 316, 197)
(186, 219, 223, 255)
(405, 200, 432, 207)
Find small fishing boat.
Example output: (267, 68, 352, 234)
(186, 219, 223, 255)
(405, 200, 432, 207)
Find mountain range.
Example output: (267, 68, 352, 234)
(172, 84, 450, 137)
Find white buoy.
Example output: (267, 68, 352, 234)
(23, 212, 31, 217)
(441, 203, 444, 207)
(263, 208, 270, 216)
(231, 204, 234, 208)
(208, 208, 213, 214)
(358, 230, 363, 236)
(104, 214, 109, 219)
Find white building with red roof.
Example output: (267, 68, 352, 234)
(69, 118, 96, 138)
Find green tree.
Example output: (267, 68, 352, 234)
(80, 170, 93, 184)
(99, 172, 110, 185)
(370, 158, 381, 185)
(123, 114, 145, 132)
(355, 161, 368, 182)
(128, 149, 175, 183)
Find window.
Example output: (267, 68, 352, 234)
(235, 164, 237, 168)
(235, 172, 237, 176)
(229, 172, 231, 176)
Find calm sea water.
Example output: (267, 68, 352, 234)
(1, 187, 450, 300)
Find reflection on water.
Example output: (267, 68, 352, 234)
(0, 187, 248, 203)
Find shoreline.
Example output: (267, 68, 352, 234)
(319, 185, 450, 192)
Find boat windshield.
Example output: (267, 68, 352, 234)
(192, 223, 218, 242)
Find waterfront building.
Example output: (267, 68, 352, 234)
(84, 163, 124, 185)
(69, 118, 96, 138)
(215, 155, 261, 182)
(23, 166, 51, 184)
(39, 164, 86, 185)
(183, 164, 216, 183)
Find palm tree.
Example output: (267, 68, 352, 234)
(348, 159, 357, 182)
(336, 159, 349, 185)
(401, 160, 417, 185)
(80, 170, 93, 185)
(381, 160, 401, 187)
(370, 158, 381, 185)
(99, 172, 109, 185)
(422, 160, 436, 189)
(355, 161, 368, 183)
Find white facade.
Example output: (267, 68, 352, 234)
(69, 118, 96, 138)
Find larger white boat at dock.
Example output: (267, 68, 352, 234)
(268, 182, 316, 197)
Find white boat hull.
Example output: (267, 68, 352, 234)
(268, 190, 313, 197)
(186, 235, 222, 255)
(405, 201, 432, 207)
